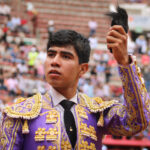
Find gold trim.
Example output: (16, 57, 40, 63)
(9, 120, 20, 150)
(81, 94, 118, 113)
(75, 105, 82, 150)
(4, 93, 42, 120)
(130, 64, 146, 130)
(22, 120, 29, 134)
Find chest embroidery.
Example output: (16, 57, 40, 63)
(80, 123, 97, 141)
(79, 140, 96, 150)
(46, 110, 58, 124)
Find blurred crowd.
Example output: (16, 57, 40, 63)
(0, 1, 150, 146)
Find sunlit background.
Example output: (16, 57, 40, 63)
(0, 0, 150, 149)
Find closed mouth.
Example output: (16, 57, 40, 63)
(49, 70, 61, 75)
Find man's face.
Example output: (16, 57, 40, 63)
(45, 45, 88, 91)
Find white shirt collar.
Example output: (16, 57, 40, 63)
(49, 86, 78, 107)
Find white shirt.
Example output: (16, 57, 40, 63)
(48, 86, 78, 132)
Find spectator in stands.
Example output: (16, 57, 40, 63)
(1, 28, 150, 150)
(0, 2, 11, 19)
(27, 45, 39, 72)
(0, 68, 6, 90)
(48, 20, 55, 39)
(105, 63, 112, 83)
(17, 61, 28, 75)
(135, 35, 147, 54)
(10, 15, 21, 33)
(88, 18, 98, 37)
(5, 72, 19, 97)
(88, 34, 98, 49)
(128, 31, 136, 54)
(143, 66, 150, 93)
(0, 23, 8, 43)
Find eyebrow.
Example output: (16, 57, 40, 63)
(47, 49, 74, 57)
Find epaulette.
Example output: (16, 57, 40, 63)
(80, 93, 118, 127)
(4, 93, 42, 120)
(81, 93, 118, 113)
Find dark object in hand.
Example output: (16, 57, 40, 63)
(106, 6, 129, 53)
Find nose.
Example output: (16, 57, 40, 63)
(51, 54, 61, 67)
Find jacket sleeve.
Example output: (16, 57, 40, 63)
(0, 113, 24, 150)
(103, 56, 150, 136)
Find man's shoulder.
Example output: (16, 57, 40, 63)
(79, 93, 118, 113)
(4, 93, 42, 120)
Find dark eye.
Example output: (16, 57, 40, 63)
(62, 55, 71, 59)
(48, 53, 55, 57)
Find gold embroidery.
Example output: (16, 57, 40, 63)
(48, 146, 57, 150)
(0, 117, 13, 148)
(35, 128, 46, 141)
(15, 97, 26, 104)
(37, 145, 46, 150)
(46, 128, 58, 141)
(4, 118, 14, 129)
(78, 94, 87, 107)
(45, 92, 52, 103)
(46, 111, 58, 124)
(42, 100, 52, 110)
(22, 120, 29, 134)
(61, 140, 72, 150)
(77, 106, 88, 119)
(108, 59, 147, 136)
(10, 120, 21, 150)
(80, 123, 97, 141)
(79, 140, 96, 150)
(4, 93, 42, 120)
(81, 93, 118, 113)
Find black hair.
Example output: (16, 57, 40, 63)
(106, 6, 129, 33)
(47, 29, 91, 64)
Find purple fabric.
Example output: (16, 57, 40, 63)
(0, 63, 150, 150)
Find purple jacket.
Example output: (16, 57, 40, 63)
(0, 57, 150, 150)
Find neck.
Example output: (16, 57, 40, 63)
(54, 86, 77, 99)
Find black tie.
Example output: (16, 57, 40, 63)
(60, 100, 77, 148)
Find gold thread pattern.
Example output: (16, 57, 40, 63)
(22, 120, 29, 134)
(10, 120, 21, 150)
(76, 106, 88, 120)
(79, 140, 96, 150)
(107, 57, 148, 136)
(46, 111, 58, 124)
(46, 128, 58, 141)
(48, 146, 57, 150)
(4, 93, 42, 120)
(61, 140, 72, 150)
(35, 128, 46, 141)
(80, 123, 97, 141)
(81, 93, 118, 113)
(37, 145, 46, 150)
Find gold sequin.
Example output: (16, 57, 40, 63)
(80, 123, 97, 141)
(37, 145, 46, 150)
(4, 93, 42, 120)
(46, 128, 58, 141)
(79, 140, 96, 150)
(46, 111, 58, 124)
(77, 106, 88, 119)
(48, 146, 57, 150)
(35, 128, 46, 141)
(61, 140, 72, 150)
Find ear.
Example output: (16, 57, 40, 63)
(79, 63, 88, 77)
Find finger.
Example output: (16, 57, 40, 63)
(108, 29, 124, 39)
(107, 36, 122, 44)
(107, 43, 120, 50)
(110, 25, 126, 35)
(107, 31, 127, 44)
